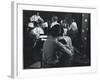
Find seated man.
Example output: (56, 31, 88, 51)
(42, 24, 73, 68)
(30, 12, 44, 23)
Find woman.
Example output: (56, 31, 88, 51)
(42, 24, 73, 68)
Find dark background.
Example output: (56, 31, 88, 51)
(23, 10, 90, 69)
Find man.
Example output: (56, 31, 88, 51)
(58, 29, 74, 67)
(67, 19, 79, 47)
(50, 16, 59, 28)
(42, 24, 73, 68)
(30, 12, 44, 23)
(30, 23, 44, 39)
(69, 19, 78, 31)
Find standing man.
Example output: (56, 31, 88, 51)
(50, 16, 60, 28)
(67, 19, 78, 47)
(69, 19, 78, 31)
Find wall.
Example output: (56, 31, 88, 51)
(0, 0, 100, 80)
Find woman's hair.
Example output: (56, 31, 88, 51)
(48, 24, 62, 38)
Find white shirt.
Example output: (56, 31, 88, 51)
(31, 27, 44, 38)
(50, 21, 59, 28)
(70, 22, 78, 31)
(30, 15, 44, 22)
